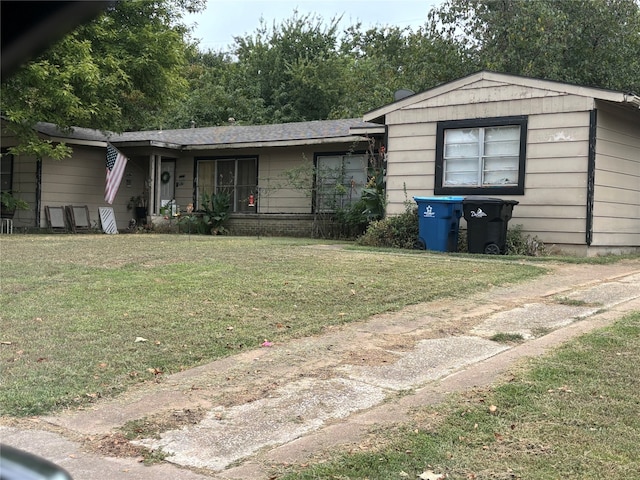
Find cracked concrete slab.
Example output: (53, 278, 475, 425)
(560, 281, 640, 307)
(0, 426, 210, 480)
(470, 302, 598, 339)
(132, 377, 386, 471)
(341, 336, 509, 390)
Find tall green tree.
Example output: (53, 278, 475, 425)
(336, 23, 473, 118)
(1, 0, 204, 158)
(232, 12, 347, 123)
(430, 0, 640, 93)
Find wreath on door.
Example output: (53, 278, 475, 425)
(161, 171, 171, 184)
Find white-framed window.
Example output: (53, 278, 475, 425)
(315, 153, 368, 212)
(196, 157, 257, 212)
(435, 116, 527, 195)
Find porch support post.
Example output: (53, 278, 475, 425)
(154, 155, 162, 213)
(148, 154, 156, 214)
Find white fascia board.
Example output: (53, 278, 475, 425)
(44, 137, 108, 148)
(488, 71, 628, 103)
(184, 135, 370, 151)
(363, 72, 486, 121)
(349, 125, 386, 135)
(110, 140, 182, 150)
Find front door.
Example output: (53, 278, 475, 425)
(160, 160, 175, 213)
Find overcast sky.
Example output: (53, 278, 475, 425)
(184, 0, 444, 51)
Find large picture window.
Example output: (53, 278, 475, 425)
(315, 153, 368, 212)
(196, 157, 257, 212)
(435, 116, 527, 195)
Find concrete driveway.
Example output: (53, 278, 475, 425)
(2, 259, 639, 479)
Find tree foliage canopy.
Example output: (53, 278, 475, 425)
(1, 0, 203, 157)
(430, 0, 640, 94)
(2, 0, 639, 146)
(170, 0, 639, 129)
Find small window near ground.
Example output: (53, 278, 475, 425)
(435, 116, 527, 195)
(315, 153, 368, 212)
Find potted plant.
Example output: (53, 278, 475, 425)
(127, 193, 148, 224)
(1, 191, 29, 219)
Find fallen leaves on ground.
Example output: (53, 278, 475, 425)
(419, 470, 446, 480)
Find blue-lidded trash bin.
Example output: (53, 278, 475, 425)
(413, 196, 464, 252)
(462, 196, 519, 254)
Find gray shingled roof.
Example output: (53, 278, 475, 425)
(35, 118, 381, 148)
(35, 122, 109, 142)
(112, 118, 378, 146)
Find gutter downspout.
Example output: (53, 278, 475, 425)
(586, 109, 597, 246)
(36, 158, 42, 228)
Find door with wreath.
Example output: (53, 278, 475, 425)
(160, 160, 176, 215)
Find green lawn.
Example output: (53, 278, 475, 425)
(279, 311, 640, 480)
(1, 235, 544, 416)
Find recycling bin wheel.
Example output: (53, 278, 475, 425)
(462, 197, 519, 254)
(414, 238, 426, 250)
(484, 243, 501, 255)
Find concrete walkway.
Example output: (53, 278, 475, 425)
(2, 260, 639, 480)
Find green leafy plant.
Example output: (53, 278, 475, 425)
(1, 191, 29, 214)
(360, 168, 386, 222)
(332, 199, 370, 239)
(357, 206, 418, 249)
(506, 224, 548, 256)
(199, 191, 231, 235)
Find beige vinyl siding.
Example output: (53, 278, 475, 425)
(260, 143, 370, 213)
(591, 103, 640, 246)
(523, 112, 591, 245)
(191, 142, 367, 215)
(0, 126, 37, 227)
(174, 153, 194, 210)
(7, 155, 38, 228)
(385, 123, 436, 213)
(384, 81, 594, 247)
(592, 185, 639, 205)
(395, 86, 594, 124)
(258, 147, 313, 214)
(40, 145, 134, 230)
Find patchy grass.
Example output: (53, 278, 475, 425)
(278, 311, 640, 480)
(0, 235, 543, 416)
(554, 297, 602, 308)
(119, 408, 207, 441)
(490, 332, 525, 344)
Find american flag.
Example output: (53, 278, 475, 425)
(105, 144, 128, 204)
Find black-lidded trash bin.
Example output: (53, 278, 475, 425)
(462, 197, 519, 254)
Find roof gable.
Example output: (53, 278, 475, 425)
(363, 71, 640, 122)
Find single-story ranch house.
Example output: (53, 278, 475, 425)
(2, 71, 639, 255)
(1, 118, 385, 236)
